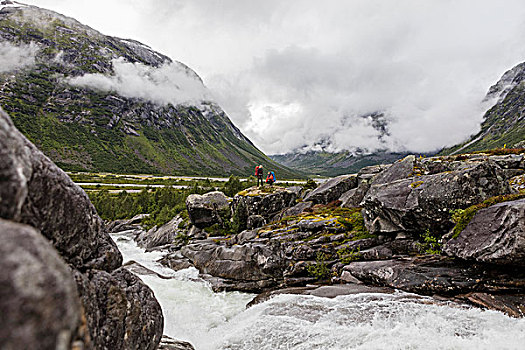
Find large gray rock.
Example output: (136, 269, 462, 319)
(181, 240, 286, 292)
(74, 268, 164, 350)
(362, 160, 511, 236)
(303, 174, 358, 204)
(186, 191, 230, 228)
(0, 108, 164, 349)
(0, 109, 121, 272)
(231, 187, 297, 232)
(0, 220, 80, 350)
(136, 215, 184, 249)
(443, 199, 525, 265)
(339, 180, 370, 208)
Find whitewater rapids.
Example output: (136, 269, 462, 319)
(111, 232, 525, 350)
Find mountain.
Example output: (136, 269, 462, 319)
(0, 2, 298, 178)
(442, 62, 525, 155)
(271, 150, 409, 177)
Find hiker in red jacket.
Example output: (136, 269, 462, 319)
(266, 171, 276, 186)
(255, 165, 264, 187)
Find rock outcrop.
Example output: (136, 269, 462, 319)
(303, 174, 357, 204)
(0, 108, 163, 349)
(186, 191, 230, 228)
(443, 199, 525, 265)
(362, 156, 511, 236)
(0, 219, 79, 350)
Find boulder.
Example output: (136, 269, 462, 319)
(362, 160, 511, 236)
(344, 255, 525, 296)
(339, 180, 370, 208)
(136, 215, 184, 249)
(0, 220, 79, 350)
(231, 187, 297, 231)
(303, 174, 358, 204)
(158, 336, 195, 350)
(0, 108, 164, 349)
(247, 214, 266, 229)
(186, 191, 230, 228)
(0, 109, 121, 272)
(443, 199, 525, 266)
(74, 268, 163, 350)
(181, 240, 286, 292)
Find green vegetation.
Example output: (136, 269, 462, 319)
(336, 247, 361, 264)
(307, 252, 331, 280)
(417, 229, 441, 255)
(450, 190, 525, 238)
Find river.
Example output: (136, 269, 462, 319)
(111, 232, 525, 350)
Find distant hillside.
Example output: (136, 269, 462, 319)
(442, 62, 525, 155)
(0, 2, 298, 178)
(271, 150, 408, 177)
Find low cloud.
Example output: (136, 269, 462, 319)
(67, 58, 211, 106)
(0, 42, 38, 73)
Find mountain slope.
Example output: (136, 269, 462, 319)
(442, 62, 525, 155)
(271, 150, 408, 177)
(0, 2, 298, 178)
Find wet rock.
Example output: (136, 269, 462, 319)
(106, 213, 150, 233)
(158, 335, 195, 350)
(0, 220, 79, 350)
(181, 240, 286, 290)
(159, 251, 195, 272)
(457, 293, 525, 318)
(186, 191, 229, 228)
(443, 199, 525, 266)
(303, 174, 358, 204)
(136, 216, 183, 249)
(74, 268, 163, 350)
(362, 160, 511, 236)
(344, 256, 525, 296)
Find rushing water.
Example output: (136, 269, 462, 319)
(111, 233, 525, 350)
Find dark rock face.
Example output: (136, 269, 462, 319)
(74, 268, 163, 350)
(443, 199, 525, 265)
(186, 191, 230, 228)
(362, 159, 511, 236)
(0, 219, 79, 350)
(344, 256, 525, 296)
(303, 174, 358, 204)
(136, 216, 184, 249)
(231, 187, 297, 231)
(181, 240, 286, 292)
(0, 109, 163, 349)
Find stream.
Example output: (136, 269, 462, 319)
(111, 232, 525, 350)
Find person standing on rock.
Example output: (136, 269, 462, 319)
(256, 164, 264, 187)
(266, 171, 276, 186)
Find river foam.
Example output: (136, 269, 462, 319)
(111, 233, 525, 350)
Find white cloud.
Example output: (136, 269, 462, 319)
(22, 0, 525, 153)
(0, 42, 38, 73)
(66, 58, 211, 106)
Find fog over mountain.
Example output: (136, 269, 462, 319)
(24, 0, 525, 154)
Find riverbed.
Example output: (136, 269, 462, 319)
(111, 232, 525, 350)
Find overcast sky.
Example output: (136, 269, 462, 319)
(23, 0, 525, 154)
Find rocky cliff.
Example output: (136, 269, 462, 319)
(0, 2, 296, 177)
(119, 150, 525, 316)
(443, 62, 525, 154)
(0, 107, 164, 349)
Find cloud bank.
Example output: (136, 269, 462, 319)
(67, 58, 211, 106)
(0, 42, 38, 73)
(24, 0, 525, 154)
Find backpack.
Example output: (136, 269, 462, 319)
(254, 166, 259, 176)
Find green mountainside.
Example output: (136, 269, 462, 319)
(271, 150, 408, 177)
(0, 4, 298, 178)
(442, 62, 525, 155)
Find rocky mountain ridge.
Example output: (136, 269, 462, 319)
(0, 2, 297, 177)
